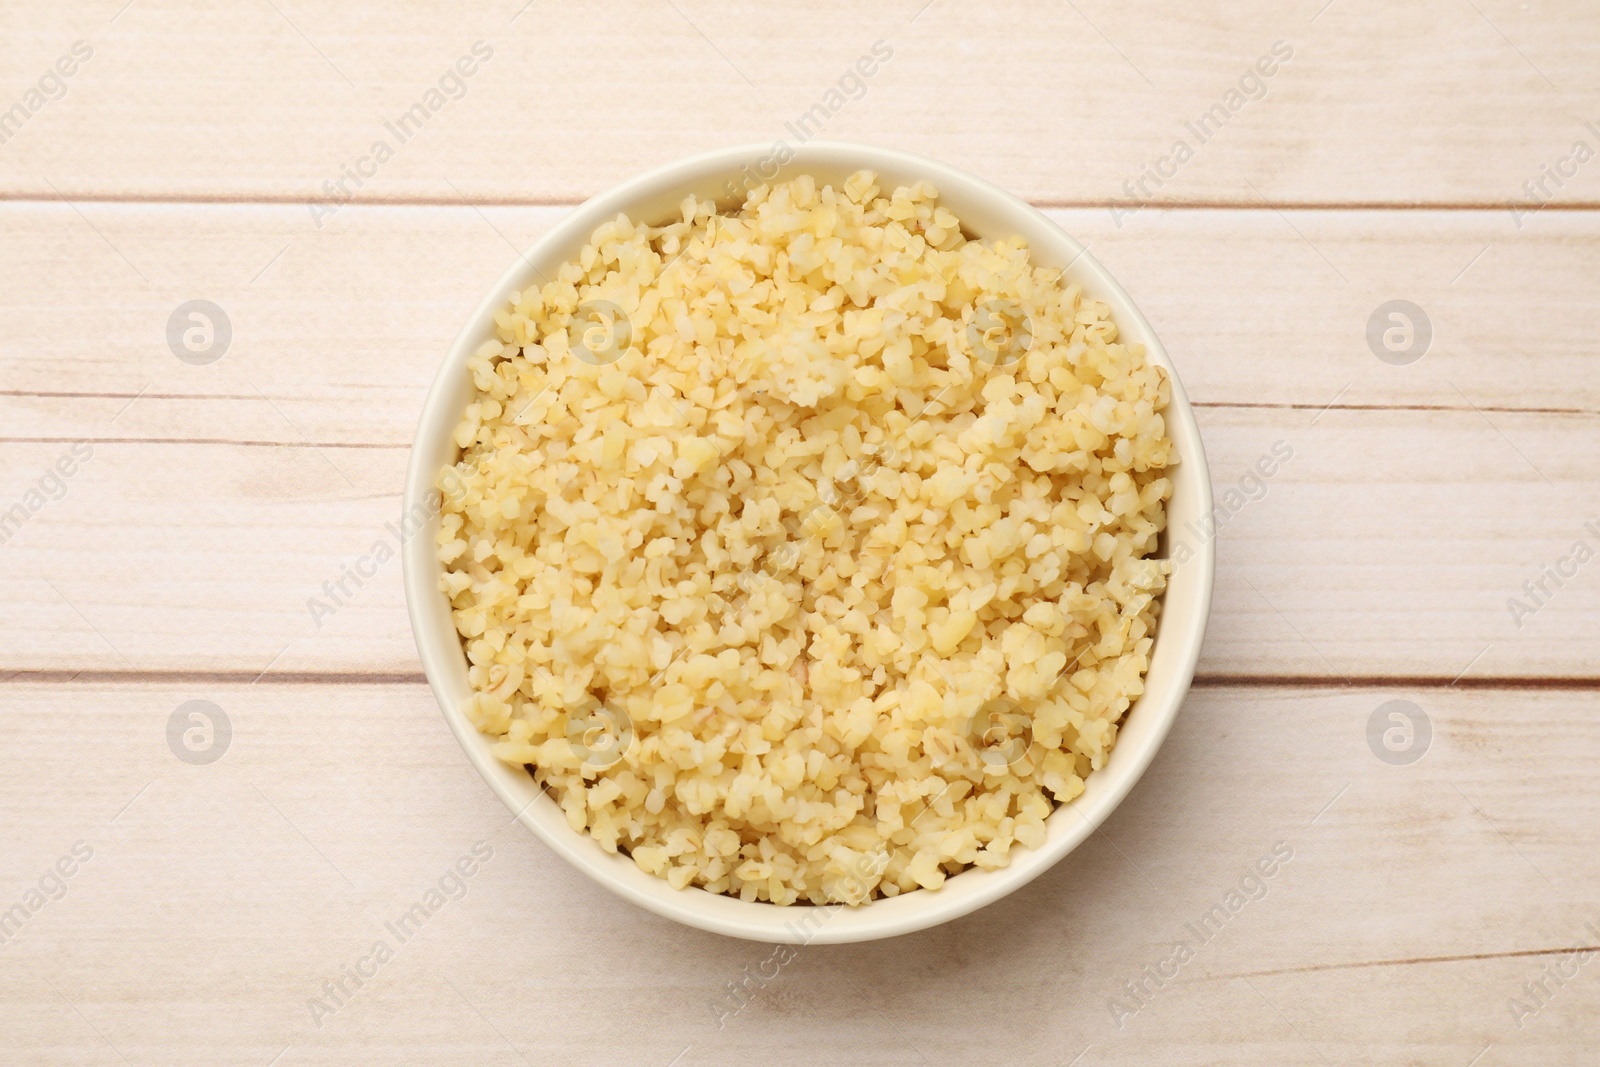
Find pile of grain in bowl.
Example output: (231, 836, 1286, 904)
(437, 170, 1172, 905)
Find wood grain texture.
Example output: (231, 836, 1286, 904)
(1, 682, 1596, 1065)
(4, 204, 1597, 422)
(2, 1, 1598, 206)
(1, 206, 1596, 679)
(3, 407, 1597, 682)
(4, 2, 1600, 1062)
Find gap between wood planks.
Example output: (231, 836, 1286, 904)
(9, 392, 1600, 420)
(6, 669, 1600, 691)
(1193, 942, 1600, 983)
(3, 191, 1600, 213)
(3, 399, 1597, 452)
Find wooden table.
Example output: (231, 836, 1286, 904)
(3, 2, 1597, 1063)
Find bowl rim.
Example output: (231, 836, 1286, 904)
(403, 140, 1215, 943)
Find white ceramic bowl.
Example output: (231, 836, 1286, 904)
(404, 142, 1214, 943)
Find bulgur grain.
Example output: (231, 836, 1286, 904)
(439, 172, 1172, 905)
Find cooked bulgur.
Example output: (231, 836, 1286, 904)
(438, 171, 1172, 905)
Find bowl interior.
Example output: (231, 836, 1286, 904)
(403, 141, 1214, 943)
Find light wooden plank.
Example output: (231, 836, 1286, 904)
(1, 402, 1597, 678)
(3, 203, 1597, 678)
(2, 1, 1598, 205)
(2, 203, 1598, 439)
(0, 682, 1595, 1064)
